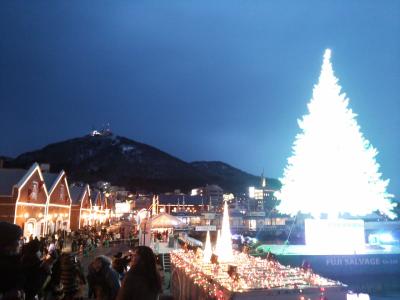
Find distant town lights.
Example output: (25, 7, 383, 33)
(249, 187, 255, 198)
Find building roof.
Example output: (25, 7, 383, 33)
(0, 163, 49, 197)
(42, 172, 60, 194)
(90, 190, 101, 206)
(69, 185, 86, 205)
(150, 212, 184, 228)
(158, 194, 205, 205)
(204, 184, 223, 192)
(0, 168, 28, 195)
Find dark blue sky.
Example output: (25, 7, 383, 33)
(1, 1, 399, 196)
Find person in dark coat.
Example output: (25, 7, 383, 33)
(87, 261, 98, 299)
(42, 250, 64, 300)
(116, 246, 162, 300)
(112, 252, 130, 280)
(71, 239, 78, 253)
(91, 255, 121, 300)
(21, 239, 52, 300)
(112, 253, 125, 278)
(0, 222, 25, 300)
(59, 253, 86, 300)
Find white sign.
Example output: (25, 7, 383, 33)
(202, 213, 216, 220)
(305, 219, 365, 250)
(115, 202, 130, 214)
(195, 225, 216, 231)
(249, 212, 266, 217)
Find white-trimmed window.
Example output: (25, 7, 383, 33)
(30, 181, 38, 201)
(60, 184, 65, 202)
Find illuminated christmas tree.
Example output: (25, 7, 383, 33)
(215, 200, 234, 262)
(203, 230, 212, 263)
(277, 49, 394, 218)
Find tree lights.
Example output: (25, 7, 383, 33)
(215, 201, 234, 263)
(203, 230, 212, 263)
(171, 249, 346, 298)
(173, 180, 349, 299)
(276, 49, 394, 218)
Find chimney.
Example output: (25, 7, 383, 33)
(40, 163, 50, 173)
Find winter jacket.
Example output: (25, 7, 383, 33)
(59, 254, 85, 297)
(21, 253, 49, 300)
(116, 271, 159, 300)
(88, 262, 120, 300)
(0, 253, 25, 295)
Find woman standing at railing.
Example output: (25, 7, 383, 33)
(116, 246, 162, 300)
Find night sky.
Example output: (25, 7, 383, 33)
(1, 1, 399, 196)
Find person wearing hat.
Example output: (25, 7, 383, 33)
(0, 222, 55, 300)
(0, 221, 25, 300)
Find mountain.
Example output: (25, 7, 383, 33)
(190, 161, 281, 190)
(0, 156, 12, 162)
(0, 156, 12, 167)
(3, 134, 279, 193)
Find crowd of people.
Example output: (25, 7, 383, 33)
(153, 230, 172, 243)
(21, 226, 121, 262)
(0, 221, 168, 300)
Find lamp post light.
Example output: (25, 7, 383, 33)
(142, 218, 147, 246)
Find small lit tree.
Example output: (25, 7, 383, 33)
(276, 49, 394, 218)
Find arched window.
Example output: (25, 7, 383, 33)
(24, 218, 37, 237)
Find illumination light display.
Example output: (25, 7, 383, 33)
(171, 196, 348, 299)
(171, 250, 345, 296)
(304, 219, 365, 253)
(215, 201, 234, 263)
(276, 49, 394, 218)
(203, 230, 212, 263)
(215, 230, 221, 254)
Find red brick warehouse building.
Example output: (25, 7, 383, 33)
(70, 184, 92, 230)
(43, 168, 72, 234)
(0, 163, 48, 237)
